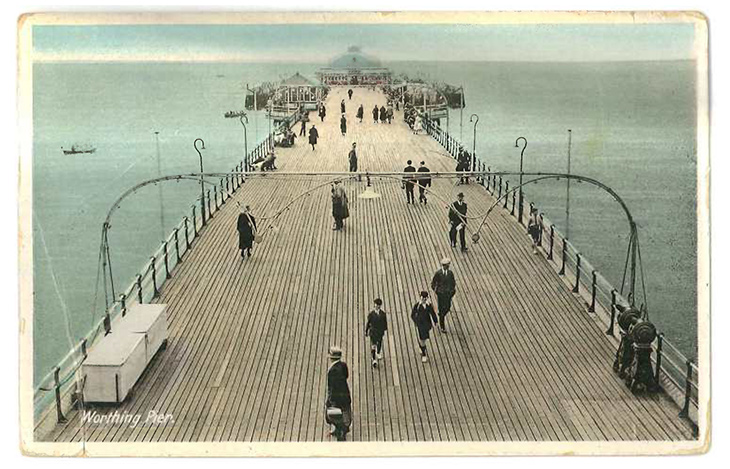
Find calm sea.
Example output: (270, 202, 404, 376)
(32, 60, 697, 385)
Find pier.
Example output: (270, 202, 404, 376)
(45, 88, 694, 443)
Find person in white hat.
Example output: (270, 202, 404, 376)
(431, 257, 457, 333)
(325, 346, 352, 441)
(411, 291, 439, 362)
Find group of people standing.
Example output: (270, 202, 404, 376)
(326, 257, 459, 441)
(371, 104, 393, 124)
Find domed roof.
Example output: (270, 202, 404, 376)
(328, 46, 383, 69)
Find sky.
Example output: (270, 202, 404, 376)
(31, 22, 698, 63)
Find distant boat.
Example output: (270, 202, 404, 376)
(216, 74, 225, 78)
(224, 110, 247, 119)
(62, 145, 96, 155)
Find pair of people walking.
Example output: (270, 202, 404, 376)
(401, 160, 432, 205)
(411, 258, 457, 363)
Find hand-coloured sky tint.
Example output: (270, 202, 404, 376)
(33, 23, 697, 63)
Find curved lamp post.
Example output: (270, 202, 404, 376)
(194, 138, 207, 226)
(514, 136, 528, 224)
(239, 114, 248, 170)
(470, 114, 479, 173)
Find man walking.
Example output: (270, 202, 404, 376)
(417, 161, 431, 205)
(325, 346, 352, 441)
(308, 125, 319, 151)
(365, 298, 388, 368)
(449, 192, 468, 252)
(402, 160, 416, 204)
(348, 142, 360, 182)
(411, 291, 439, 362)
(431, 258, 456, 333)
(348, 88, 353, 100)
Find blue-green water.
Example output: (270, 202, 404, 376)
(32, 61, 697, 386)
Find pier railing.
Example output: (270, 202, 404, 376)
(420, 114, 699, 429)
(33, 112, 301, 435)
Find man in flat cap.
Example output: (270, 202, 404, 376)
(365, 298, 388, 369)
(449, 192, 468, 252)
(431, 258, 456, 333)
(325, 345, 352, 441)
(411, 291, 439, 362)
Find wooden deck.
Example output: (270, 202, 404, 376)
(48, 88, 693, 443)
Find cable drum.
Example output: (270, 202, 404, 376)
(631, 321, 657, 346)
(617, 308, 641, 332)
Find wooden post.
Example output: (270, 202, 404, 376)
(137, 274, 143, 304)
(163, 241, 171, 279)
(679, 360, 693, 418)
(588, 270, 597, 312)
(606, 289, 617, 336)
(572, 254, 581, 293)
(54, 367, 67, 424)
(184, 217, 191, 250)
(548, 225, 554, 260)
(559, 238, 567, 275)
(655, 333, 664, 385)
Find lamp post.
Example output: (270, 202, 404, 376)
(470, 114, 479, 173)
(194, 138, 206, 227)
(514, 136, 528, 224)
(239, 114, 248, 170)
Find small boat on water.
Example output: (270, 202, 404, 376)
(61, 145, 96, 155)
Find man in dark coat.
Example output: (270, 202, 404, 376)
(340, 99, 346, 114)
(318, 103, 326, 122)
(236, 205, 257, 259)
(299, 114, 307, 136)
(356, 104, 364, 123)
(365, 298, 388, 368)
(325, 346, 352, 441)
(431, 258, 456, 333)
(308, 125, 319, 151)
(348, 142, 358, 174)
(340, 114, 347, 136)
(331, 180, 349, 231)
(411, 291, 439, 362)
(372, 105, 379, 123)
(379, 105, 387, 123)
(402, 160, 416, 204)
(348, 88, 353, 100)
(449, 192, 468, 252)
(417, 161, 431, 204)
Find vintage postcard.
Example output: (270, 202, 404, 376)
(18, 11, 709, 456)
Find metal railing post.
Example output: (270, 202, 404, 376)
(54, 367, 67, 424)
(184, 217, 191, 250)
(548, 225, 555, 260)
(486, 168, 491, 191)
(81, 338, 88, 360)
(588, 270, 597, 311)
(207, 190, 212, 218)
(655, 333, 664, 385)
(150, 257, 159, 299)
(572, 254, 581, 293)
(163, 241, 171, 279)
(511, 190, 516, 215)
(559, 238, 567, 275)
(503, 182, 509, 208)
(498, 177, 503, 199)
(120, 293, 127, 317)
(679, 360, 693, 418)
(191, 205, 198, 237)
(174, 228, 181, 263)
(136, 274, 143, 304)
(538, 214, 544, 246)
(606, 289, 617, 336)
(214, 185, 219, 210)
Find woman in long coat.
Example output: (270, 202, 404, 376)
(372, 105, 379, 123)
(340, 99, 346, 114)
(237, 205, 257, 259)
(308, 125, 319, 151)
(379, 105, 387, 123)
(331, 180, 349, 230)
(356, 104, 364, 123)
